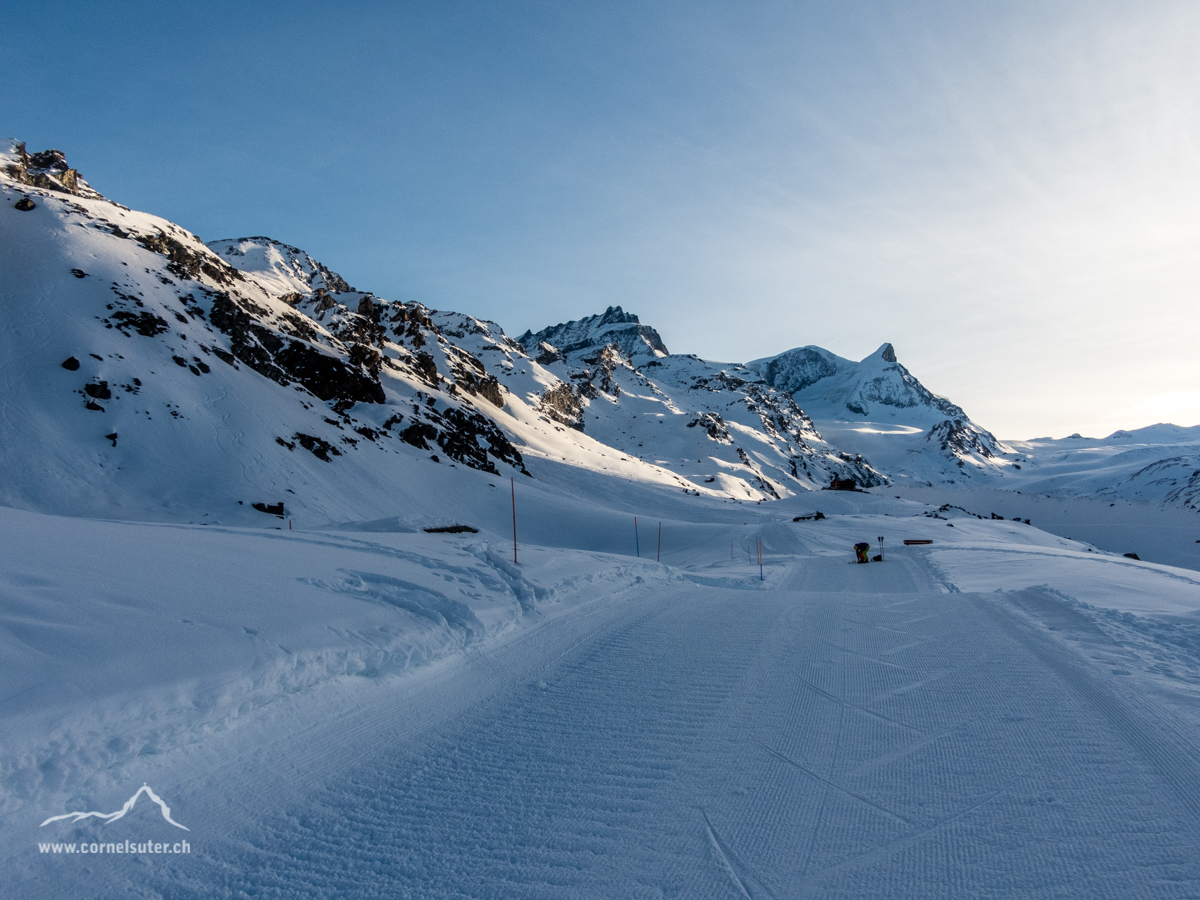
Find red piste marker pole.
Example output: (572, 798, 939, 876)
(759, 540, 763, 581)
(511, 476, 518, 564)
(657, 522, 662, 562)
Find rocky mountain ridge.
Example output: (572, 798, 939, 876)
(519, 306, 670, 365)
(0, 139, 890, 522)
(6, 138, 1191, 520)
(0, 140, 538, 523)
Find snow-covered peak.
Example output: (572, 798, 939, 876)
(518, 306, 669, 364)
(750, 342, 966, 423)
(750, 342, 1008, 480)
(206, 237, 353, 298)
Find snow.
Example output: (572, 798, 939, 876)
(751, 342, 1012, 483)
(1003, 430, 1200, 509)
(205, 237, 351, 297)
(890, 484, 1200, 571)
(928, 542, 1200, 616)
(5, 484, 1200, 896)
(5, 139, 1200, 896)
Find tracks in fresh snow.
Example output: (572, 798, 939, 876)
(35, 556, 1200, 898)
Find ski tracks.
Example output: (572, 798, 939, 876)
(695, 580, 1200, 897)
(48, 561, 1200, 898)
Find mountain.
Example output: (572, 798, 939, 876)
(1003, 430, 1200, 510)
(749, 343, 1011, 484)
(499, 310, 885, 497)
(206, 237, 354, 297)
(1105, 424, 1200, 444)
(0, 139, 534, 523)
(749, 343, 967, 423)
(13, 136, 1188, 517)
(0, 139, 884, 523)
(518, 306, 669, 365)
(2, 141, 104, 201)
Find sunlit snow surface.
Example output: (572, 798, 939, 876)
(4, 486, 1200, 898)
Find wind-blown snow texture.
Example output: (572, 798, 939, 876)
(4, 139, 1200, 898)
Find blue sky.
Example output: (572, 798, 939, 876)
(4, 1, 1198, 437)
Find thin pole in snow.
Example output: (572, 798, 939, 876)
(759, 540, 763, 581)
(511, 477, 518, 564)
(288, 520, 292, 530)
(657, 522, 661, 562)
(634, 516, 640, 558)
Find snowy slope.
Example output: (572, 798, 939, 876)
(1004, 425, 1200, 510)
(750, 342, 1012, 484)
(0, 141, 557, 526)
(503, 307, 887, 497)
(6, 493, 1200, 897)
(0, 140, 897, 524)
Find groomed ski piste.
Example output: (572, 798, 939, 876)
(5, 466, 1200, 898)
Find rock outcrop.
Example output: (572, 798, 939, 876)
(2, 141, 105, 200)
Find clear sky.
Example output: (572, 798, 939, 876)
(4, 0, 1198, 438)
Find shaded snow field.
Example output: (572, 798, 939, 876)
(4, 487, 1200, 897)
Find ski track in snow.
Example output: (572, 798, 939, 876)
(12, 542, 1200, 898)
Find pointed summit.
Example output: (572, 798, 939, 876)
(749, 341, 1007, 478)
(751, 342, 966, 421)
